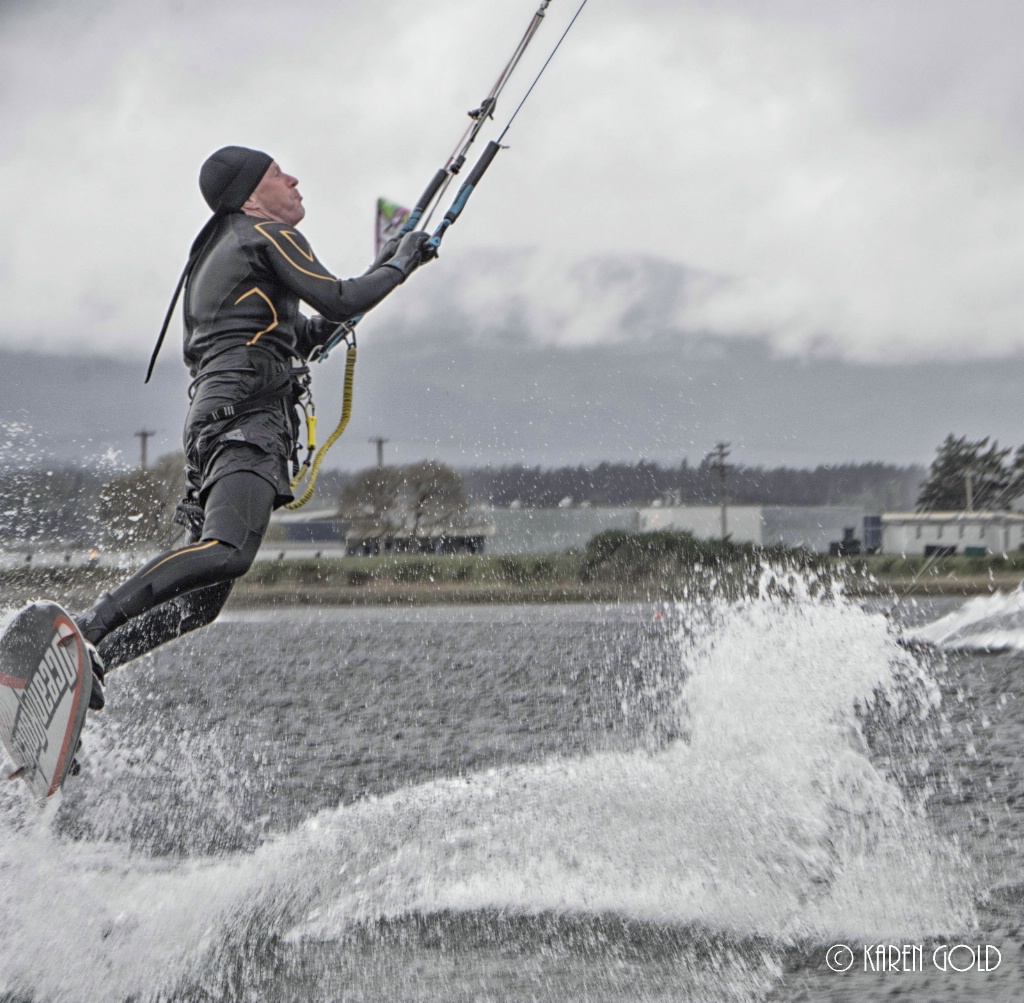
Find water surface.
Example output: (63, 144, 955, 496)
(2, 579, 1024, 1001)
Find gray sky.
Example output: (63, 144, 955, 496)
(1, 0, 1022, 468)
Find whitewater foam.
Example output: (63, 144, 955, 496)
(0, 573, 978, 1002)
(275, 573, 971, 946)
(904, 586, 1024, 652)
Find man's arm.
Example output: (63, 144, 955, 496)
(295, 312, 353, 359)
(255, 222, 429, 323)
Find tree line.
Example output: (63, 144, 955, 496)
(0, 453, 923, 548)
(459, 459, 924, 510)
(0, 454, 184, 549)
(1, 436, 1012, 549)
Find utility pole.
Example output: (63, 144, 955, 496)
(134, 429, 156, 470)
(368, 436, 389, 468)
(965, 467, 974, 513)
(711, 441, 730, 541)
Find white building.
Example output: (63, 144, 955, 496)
(640, 505, 865, 553)
(267, 504, 871, 558)
(881, 511, 1024, 556)
(484, 507, 640, 555)
(484, 505, 865, 555)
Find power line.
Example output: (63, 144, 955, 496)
(708, 441, 731, 541)
(134, 429, 156, 470)
(368, 436, 389, 468)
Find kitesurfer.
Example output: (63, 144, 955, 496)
(75, 145, 433, 708)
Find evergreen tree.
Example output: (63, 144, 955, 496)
(1006, 445, 1024, 509)
(916, 435, 1012, 512)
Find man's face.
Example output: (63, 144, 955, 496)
(246, 161, 304, 226)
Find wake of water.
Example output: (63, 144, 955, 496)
(0, 573, 979, 1002)
(903, 586, 1024, 652)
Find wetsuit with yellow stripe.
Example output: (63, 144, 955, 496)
(77, 212, 408, 671)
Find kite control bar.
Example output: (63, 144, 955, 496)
(296, 0, 587, 509)
(427, 140, 502, 253)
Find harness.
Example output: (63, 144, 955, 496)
(187, 355, 310, 476)
(200, 370, 297, 425)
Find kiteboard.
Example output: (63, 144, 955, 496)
(0, 601, 90, 801)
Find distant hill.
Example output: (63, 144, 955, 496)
(3, 333, 1023, 475)
(2, 350, 190, 468)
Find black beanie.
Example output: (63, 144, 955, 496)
(199, 145, 273, 213)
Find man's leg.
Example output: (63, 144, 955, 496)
(96, 581, 235, 671)
(77, 472, 276, 696)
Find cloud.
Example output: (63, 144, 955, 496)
(0, 0, 1021, 364)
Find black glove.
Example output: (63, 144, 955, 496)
(365, 236, 400, 274)
(380, 231, 434, 281)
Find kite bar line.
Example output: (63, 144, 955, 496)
(296, 0, 588, 509)
(499, 0, 589, 144)
(428, 0, 589, 253)
(420, 0, 553, 227)
(316, 0, 567, 362)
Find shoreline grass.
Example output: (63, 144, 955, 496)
(3, 531, 1023, 611)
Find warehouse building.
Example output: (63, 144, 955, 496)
(879, 511, 1024, 557)
(270, 503, 869, 557)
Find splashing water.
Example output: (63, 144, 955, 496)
(0, 573, 977, 1002)
(903, 586, 1024, 652)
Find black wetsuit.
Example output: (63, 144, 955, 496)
(79, 211, 405, 669)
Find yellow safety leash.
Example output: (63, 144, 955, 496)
(285, 339, 356, 511)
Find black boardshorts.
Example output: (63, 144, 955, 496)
(184, 346, 298, 509)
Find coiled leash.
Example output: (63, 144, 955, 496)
(285, 332, 353, 510)
(288, 0, 589, 508)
